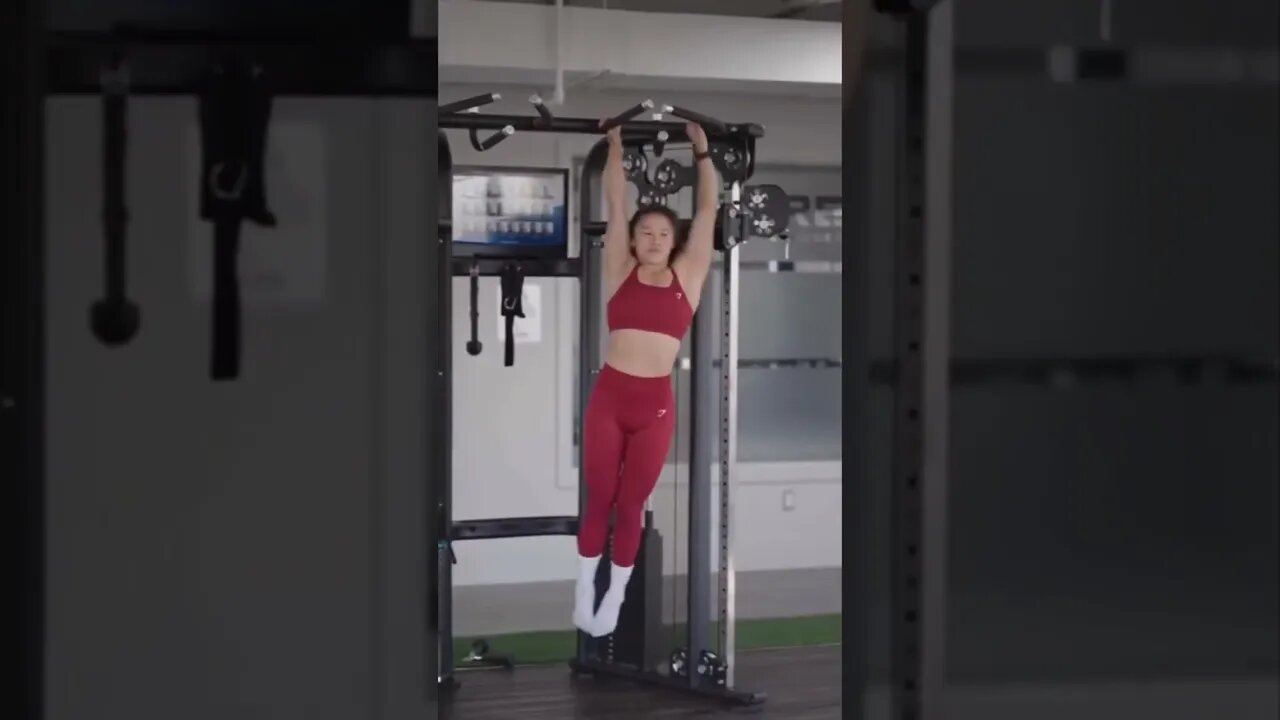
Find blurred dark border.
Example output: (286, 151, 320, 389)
(843, 0, 875, 717)
(2, 1, 47, 719)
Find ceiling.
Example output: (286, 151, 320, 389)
(453, 0, 1280, 46)
(453, 0, 843, 23)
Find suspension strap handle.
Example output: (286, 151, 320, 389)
(499, 263, 526, 367)
(198, 59, 277, 381)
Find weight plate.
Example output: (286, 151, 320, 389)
(638, 190, 667, 208)
(742, 184, 791, 238)
(622, 150, 647, 181)
(652, 159, 684, 193)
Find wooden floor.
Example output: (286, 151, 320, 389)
(439, 646, 842, 719)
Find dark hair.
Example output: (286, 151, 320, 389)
(627, 206, 686, 263)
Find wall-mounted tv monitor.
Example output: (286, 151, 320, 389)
(451, 166, 569, 259)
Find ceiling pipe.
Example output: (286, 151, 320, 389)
(551, 0, 566, 104)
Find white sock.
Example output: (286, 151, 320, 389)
(572, 554, 601, 634)
(588, 563, 634, 638)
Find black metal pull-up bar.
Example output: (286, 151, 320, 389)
(661, 104, 729, 134)
(439, 111, 763, 140)
(438, 92, 764, 143)
(439, 92, 502, 115)
(599, 99, 656, 131)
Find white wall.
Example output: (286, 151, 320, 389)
(438, 0, 842, 95)
(442, 84, 845, 585)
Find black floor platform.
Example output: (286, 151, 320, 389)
(439, 645, 842, 720)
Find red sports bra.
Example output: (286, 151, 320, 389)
(606, 265, 694, 341)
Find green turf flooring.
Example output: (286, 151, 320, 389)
(453, 614, 841, 667)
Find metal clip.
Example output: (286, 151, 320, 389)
(208, 161, 248, 201)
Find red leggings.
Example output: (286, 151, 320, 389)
(577, 364, 675, 568)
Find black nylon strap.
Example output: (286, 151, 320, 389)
(499, 263, 525, 368)
(504, 314, 516, 366)
(198, 62, 276, 381)
(211, 219, 242, 379)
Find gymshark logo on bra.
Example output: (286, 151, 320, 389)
(675, 292, 682, 300)
(657, 408, 668, 418)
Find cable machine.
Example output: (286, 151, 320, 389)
(45, 8, 434, 380)
(435, 93, 792, 705)
(6, 1, 436, 713)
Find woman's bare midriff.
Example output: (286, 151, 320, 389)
(605, 329, 683, 378)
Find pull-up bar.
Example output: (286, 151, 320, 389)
(438, 92, 764, 143)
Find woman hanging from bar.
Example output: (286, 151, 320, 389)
(574, 121, 719, 638)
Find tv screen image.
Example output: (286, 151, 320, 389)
(451, 167, 568, 257)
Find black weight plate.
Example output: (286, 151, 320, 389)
(622, 150, 648, 181)
(651, 158, 684, 194)
(742, 184, 791, 238)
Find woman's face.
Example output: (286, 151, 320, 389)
(632, 213, 676, 266)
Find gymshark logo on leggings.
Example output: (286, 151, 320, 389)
(657, 408, 668, 418)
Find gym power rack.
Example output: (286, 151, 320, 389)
(434, 93, 791, 705)
(862, 2, 955, 719)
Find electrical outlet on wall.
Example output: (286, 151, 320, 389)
(782, 489, 796, 512)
